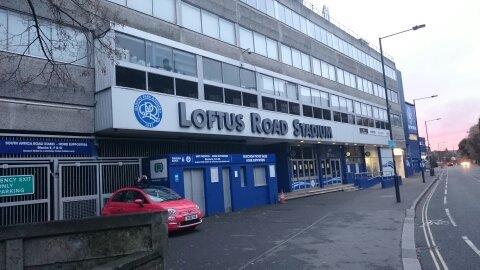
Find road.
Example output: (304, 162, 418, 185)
(415, 165, 480, 270)
(165, 173, 431, 270)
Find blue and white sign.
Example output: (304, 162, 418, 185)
(134, 94, 162, 128)
(405, 103, 418, 134)
(0, 138, 94, 155)
(168, 154, 276, 166)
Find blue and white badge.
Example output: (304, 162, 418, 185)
(134, 94, 162, 128)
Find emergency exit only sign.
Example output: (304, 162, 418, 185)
(0, 175, 35, 197)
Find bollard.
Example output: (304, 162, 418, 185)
(394, 175, 401, 203)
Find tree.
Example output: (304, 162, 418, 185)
(0, 0, 119, 91)
(458, 117, 480, 163)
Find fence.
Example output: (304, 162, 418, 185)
(1, 158, 142, 226)
(0, 163, 51, 226)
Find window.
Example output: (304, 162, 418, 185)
(127, 0, 152, 14)
(291, 49, 302, 69)
(274, 78, 286, 97)
(240, 68, 256, 89)
(225, 89, 242, 105)
(348, 115, 355, 124)
(330, 95, 339, 108)
(328, 65, 336, 80)
(201, 10, 219, 39)
(281, 44, 292, 65)
(289, 102, 300, 115)
(333, 111, 341, 122)
(311, 89, 321, 106)
(266, 38, 278, 60)
(253, 32, 267, 56)
(322, 109, 331, 120)
(153, 0, 175, 22)
(354, 102, 361, 114)
(320, 92, 329, 107)
(312, 58, 321, 76)
(276, 99, 289, 113)
(301, 53, 310, 71)
(116, 33, 146, 65)
(260, 74, 274, 95)
(219, 19, 235, 44)
(320, 61, 328, 78)
(243, 92, 258, 108)
(286, 83, 298, 99)
(116, 66, 146, 90)
(181, 2, 201, 32)
(357, 77, 364, 91)
(337, 69, 344, 84)
(175, 79, 198, 98)
(239, 27, 254, 50)
(262, 97, 275, 111)
(360, 104, 367, 116)
(222, 63, 240, 86)
(265, 0, 275, 16)
(300, 86, 311, 103)
(253, 166, 267, 186)
(204, 85, 223, 102)
(239, 166, 246, 187)
(173, 50, 196, 76)
(313, 107, 322, 119)
(52, 26, 88, 65)
(0, 10, 7, 50)
(148, 73, 174, 94)
(303, 105, 313, 117)
(147, 42, 173, 71)
(346, 99, 353, 113)
(111, 191, 128, 202)
(203, 58, 222, 82)
(339, 97, 347, 111)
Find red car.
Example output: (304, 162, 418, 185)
(102, 186, 203, 232)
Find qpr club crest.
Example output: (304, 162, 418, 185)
(134, 94, 162, 128)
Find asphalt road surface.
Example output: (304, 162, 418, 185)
(415, 165, 480, 270)
(165, 173, 431, 270)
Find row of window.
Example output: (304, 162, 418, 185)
(108, 0, 176, 23)
(203, 58, 256, 90)
(240, 0, 397, 80)
(116, 66, 199, 98)
(258, 74, 299, 100)
(239, 27, 278, 60)
(270, 41, 398, 103)
(116, 33, 197, 76)
(181, 2, 236, 45)
(0, 9, 88, 66)
(204, 85, 258, 108)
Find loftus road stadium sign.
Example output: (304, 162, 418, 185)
(178, 102, 333, 139)
(0, 175, 35, 197)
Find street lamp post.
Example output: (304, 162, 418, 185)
(379, 24, 425, 203)
(413, 94, 438, 183)
(425, 117, 442, 176)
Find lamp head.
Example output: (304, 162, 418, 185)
(412, 24, 426, 30)
(431, 94, 438, 98)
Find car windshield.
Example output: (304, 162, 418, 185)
(143, 187, 181, 202)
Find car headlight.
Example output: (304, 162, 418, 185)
(167, 208, 176, 217)
(195, 205, 200, 210)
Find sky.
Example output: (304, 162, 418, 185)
(311, 0, 480, 151)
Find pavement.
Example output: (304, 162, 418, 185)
(165, 172, 436, 270)
(415, 165, 480, 270)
